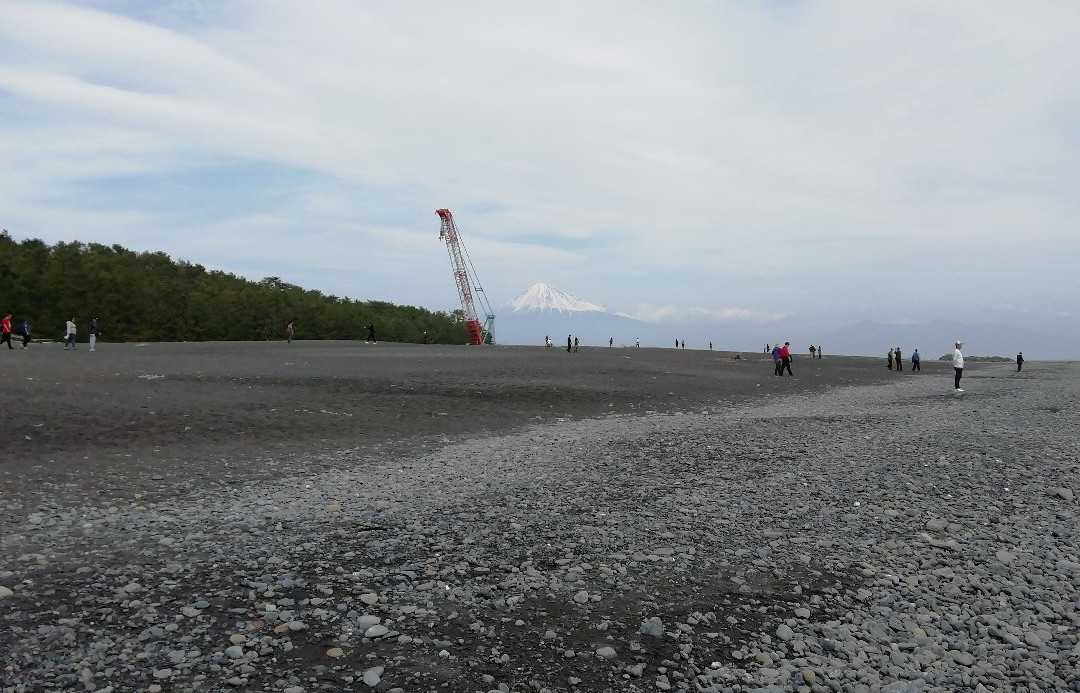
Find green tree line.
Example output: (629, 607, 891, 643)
(0, 232, 469, 344)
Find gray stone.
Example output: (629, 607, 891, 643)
(364, 624, 389, 638)
(363, 665, 384, 686)
(639, 617, 664, 638)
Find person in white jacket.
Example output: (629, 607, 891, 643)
(64, 318, 77, 350)
(952, 340, 965, 392)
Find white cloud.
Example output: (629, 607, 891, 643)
(0, 0, 1077, 338)
(622, 304, 786, 325)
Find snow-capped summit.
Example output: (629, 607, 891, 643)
(508, 282, 604, 314)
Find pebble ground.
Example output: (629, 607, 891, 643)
(1, 353, 1076, 692)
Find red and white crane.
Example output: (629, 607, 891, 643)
(436, 209, 495, 345)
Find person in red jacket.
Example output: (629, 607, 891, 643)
(779, 341, 793, 376)
(1, 314, 13, 350)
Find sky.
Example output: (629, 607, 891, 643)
(1, 0, 1078, 343)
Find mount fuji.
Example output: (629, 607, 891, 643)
(496, 282, 673, 348)
(507, 282, 605, 314)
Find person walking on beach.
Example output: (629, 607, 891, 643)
(609, 337, 613, 347)
(887, 348, 894, 370)
(635, 337, 640, 348)
(573, 336, 579, 352)
(65, 318, 77, 349)
(366, 323, 377, 343)
(20, 320, 31, 348)
(286, 320, 295, 343)
(567, 334, 572, 352)
(809, 344, 816, 358)
(1017, 351, 1024, 372)
(779, 341, 793, 376)
(911, 348, 921, 371)
(88, 318, 100, 352)
(1, 314, 12, 350)
(894, 347, 902, 372)
(953, 340, 965, 392)
(771, 343, 782, 375)
(817, 345, 822, 359)
(709, 342, 713, 350)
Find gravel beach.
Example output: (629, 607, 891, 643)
(1, 342, 1076, 692)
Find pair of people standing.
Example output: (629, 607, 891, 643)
(887, 347, 904, 371)
(64, 317, 100, 350)
(771, 342, 793, 376)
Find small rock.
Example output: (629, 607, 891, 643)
(925, 518, 948, 532)
(639, 617, 664, 638)
(776, 624, 795, 642)
(951, 650, 975, 666)
(364, 624, 389, 638)
(0, 586, 13, 599)
(596, 646, 616, 659)
(360, 593, 379, 605)
(225, 645, 244, 659)
(327, 647, 344, 658)
(1052, 487, 1074, 502)
(362, 666, 384, 686)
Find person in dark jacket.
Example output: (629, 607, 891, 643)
(1017, 352, 1024, 372)
(911, 348, 921, 371)
(895, 347, 902, 372)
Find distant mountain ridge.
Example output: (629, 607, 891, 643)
(818, 320, 1073, 361)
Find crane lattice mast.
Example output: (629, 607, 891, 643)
(436, 209, 495, 345)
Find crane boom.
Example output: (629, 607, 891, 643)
(436, 209, 495, 345)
